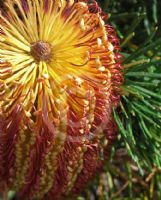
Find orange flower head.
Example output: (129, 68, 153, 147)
(0, 0, 123, 199)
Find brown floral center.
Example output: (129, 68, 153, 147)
(30, 41, 52, 62)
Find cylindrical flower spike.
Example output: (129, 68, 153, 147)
(0, 0, 123, 199)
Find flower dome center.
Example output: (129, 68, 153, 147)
(30, 41, 52, 62)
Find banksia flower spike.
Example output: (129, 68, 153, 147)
(0, 0, 123, 199)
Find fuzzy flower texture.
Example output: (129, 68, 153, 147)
(0, 0, 123, 199)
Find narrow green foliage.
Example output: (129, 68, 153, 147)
(115, 33, 161, 169)
(96, 0, 161, 199)
(100, 0, 161, 172)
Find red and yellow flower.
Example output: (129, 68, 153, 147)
(0, 0, 123, 199)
